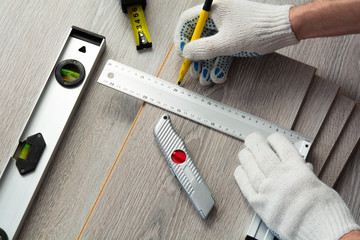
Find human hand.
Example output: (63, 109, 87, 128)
(234, 132, 359, 240)
(174, 0, 299, 85)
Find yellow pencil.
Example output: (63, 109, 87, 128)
(178, 0, 213, 85)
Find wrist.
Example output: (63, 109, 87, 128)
(289, 1, 319, 40)
(340, 230, 360, 240)
(289, 0, 360, 40)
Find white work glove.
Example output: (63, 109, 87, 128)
(174, 0, 299, 85)
(234, 132, 360, 240)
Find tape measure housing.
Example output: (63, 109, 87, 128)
(127, 5, 152, 50)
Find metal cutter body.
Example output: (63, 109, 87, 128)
(154, 115, 215, 219)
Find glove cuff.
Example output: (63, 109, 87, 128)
(249, 4, 299, 54)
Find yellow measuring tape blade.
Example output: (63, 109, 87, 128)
(127, 4, 152, 50)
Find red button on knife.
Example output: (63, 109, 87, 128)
(171, 150, 186, 164)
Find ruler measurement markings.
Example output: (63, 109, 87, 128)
(99, 60, 312, 147)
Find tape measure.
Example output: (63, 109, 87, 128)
(121, 0, 152, 50)
(98, 59, 313, 240)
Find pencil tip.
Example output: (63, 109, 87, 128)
(177, 75, 184, 85)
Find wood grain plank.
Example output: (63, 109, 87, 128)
(279, 35, 360, 103)
(336, 146, 360, 222)
(0, 0, 201, 177)
(80, 49, 316, 239)
(305, 95, 355, 176)
(292, 75, 339, 139)
(13, 0, 195, 239)
(2, 0, 359, 238)
(262, 0, 360, 102)
(319, 104, 360, 188)
(83, 106, 254, 239)
(159, 52, 316, 129)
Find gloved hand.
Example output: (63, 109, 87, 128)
(234, 132, 360, 240)
(174, 0, 299, 85)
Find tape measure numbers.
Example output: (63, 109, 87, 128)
(127, 4, 152, 50)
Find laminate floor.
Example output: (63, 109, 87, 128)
(0, 0, 359, 238)
(80, 49, 319, 239)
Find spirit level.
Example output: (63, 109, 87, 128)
(0, 26, 105, 240)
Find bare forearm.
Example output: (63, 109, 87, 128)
(340, 230, 360, 240)
(290, 0, 360, 40)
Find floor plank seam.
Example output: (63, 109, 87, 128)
(290, 73, 316, 131)
(76, 102, 146, 240)
(77, 43, 175, 239)
(318, 104, 357, 184)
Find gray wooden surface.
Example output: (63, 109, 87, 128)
(279, 36, 360, 102)
(0, 0, 359, 239)
(0, 0, 201, 238)
(81, 50, 316, 239)
(81, 105, 255, 239)
(306, 95, 356, 176)
(337, 146, 360, 223)
(319, 104, 360, 188)
(292, 75, 339, 139)
(0, 0, 198, 177)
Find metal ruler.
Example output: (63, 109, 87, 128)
(0, 27, 105, 240)
(98, 59, 313, 240)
